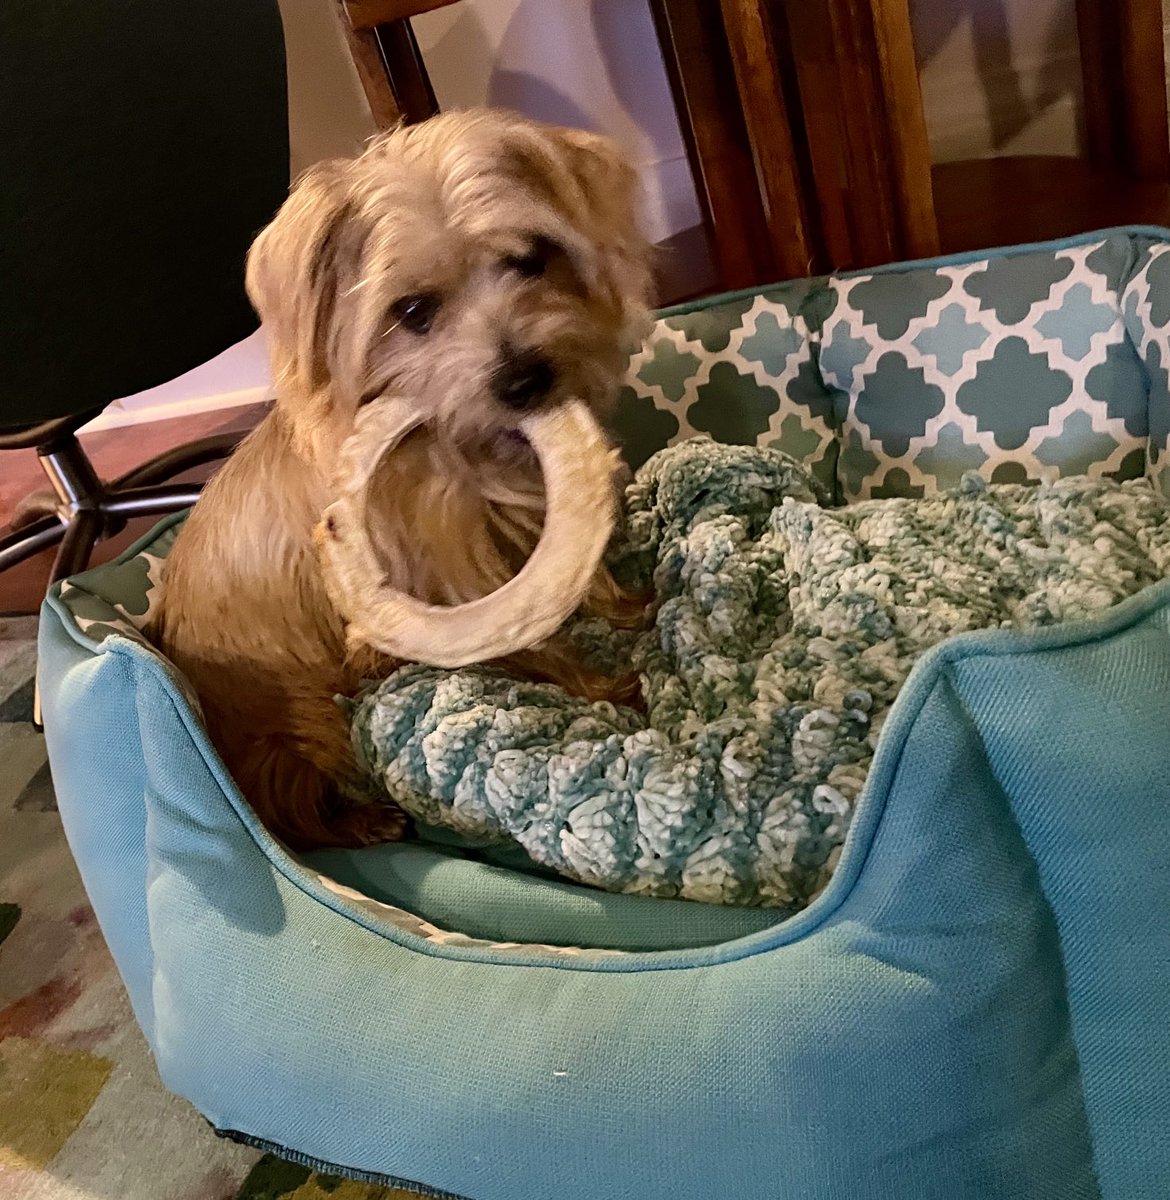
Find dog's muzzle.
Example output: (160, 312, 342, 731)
(491, 351, 556, 411)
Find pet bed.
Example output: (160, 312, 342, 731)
(40, 226, 1170, 1200)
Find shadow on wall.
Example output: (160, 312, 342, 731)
(422, 0, 679, 147)
(489, 0, 685, 150)
(910, 0, 1082, 157)
(421, 7, 589, 130)
(416, 0, 701, 242)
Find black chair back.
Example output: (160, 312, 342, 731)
(0, 0, 289, 430)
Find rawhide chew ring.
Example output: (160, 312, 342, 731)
(317, 397, 618, 668)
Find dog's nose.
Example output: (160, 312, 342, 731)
(492, 352, 556, 410)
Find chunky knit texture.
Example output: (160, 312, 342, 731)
(352, 438, 1170, 909)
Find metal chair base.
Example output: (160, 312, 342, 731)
(0, 426, 246, 584)
(1, 420, 251, 733)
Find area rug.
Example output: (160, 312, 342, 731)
(0, 615, 423, 1200)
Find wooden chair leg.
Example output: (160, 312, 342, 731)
(341, 19, 405, 128)
(649, 0, 780, 290)
(337, 1, 443, 129)
(718, 0, 818, 280)
(652, 0, 938, 282)
(371, 19, 438, 123)
(1077, 0, 1170, 181)
(782, 0, 939, 269)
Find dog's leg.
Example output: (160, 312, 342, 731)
(501, 639, 645, 712)
(495, 565, 653, 708)
(200, 670, 407, 851)
(232, 737, 408, 851)
(582, 564, 653, 630)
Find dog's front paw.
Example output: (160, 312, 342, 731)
(323, 799, 410, 848)
(585, 572, 654, 630)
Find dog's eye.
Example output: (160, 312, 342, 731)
(390, 293, 441, 335)
(504, 236, 562, 279)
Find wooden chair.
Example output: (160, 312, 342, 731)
(335, 0, 460, 126)
(651, 0, 1170, 291)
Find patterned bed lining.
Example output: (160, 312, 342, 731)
(615, 232, 1170, 502)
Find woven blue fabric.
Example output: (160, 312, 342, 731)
(39, 226, 1170, 1199)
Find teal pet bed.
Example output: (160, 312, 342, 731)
(40, 227, 1170, 1200)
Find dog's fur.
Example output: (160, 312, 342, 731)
(149, 111, 653, 850)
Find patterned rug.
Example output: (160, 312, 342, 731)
(0, 615, 424, 1200)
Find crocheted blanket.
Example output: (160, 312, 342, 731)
(351, 439, 1170, 910)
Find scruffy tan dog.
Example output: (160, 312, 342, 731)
(150, 110, 652, 850)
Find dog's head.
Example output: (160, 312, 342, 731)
(247, 109, 652, 452)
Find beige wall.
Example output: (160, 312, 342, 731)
(271, 1, 1170, 186)
(412, 0, 702, 244)
(276, 0, 377, 178)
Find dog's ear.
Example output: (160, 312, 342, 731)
(246, 161, 363, 396)
(545, 126, 653, 339)
(547, 127, 641, 243)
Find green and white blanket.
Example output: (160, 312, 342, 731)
(351, 439, 1170, 909)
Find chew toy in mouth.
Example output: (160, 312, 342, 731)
(316, 397, 618, 668)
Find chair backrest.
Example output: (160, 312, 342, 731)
(0, 0, 289, 429)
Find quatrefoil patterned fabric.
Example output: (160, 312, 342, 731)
(1123, 239, 1170, 500)
(611, 276, 841, 496)
(613, 229, 1170, 504)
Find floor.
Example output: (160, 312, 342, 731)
(1, 406, 428, 1199)
(0, 403, 270, 616)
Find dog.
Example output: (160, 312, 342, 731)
(149, 110, 653, 851)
